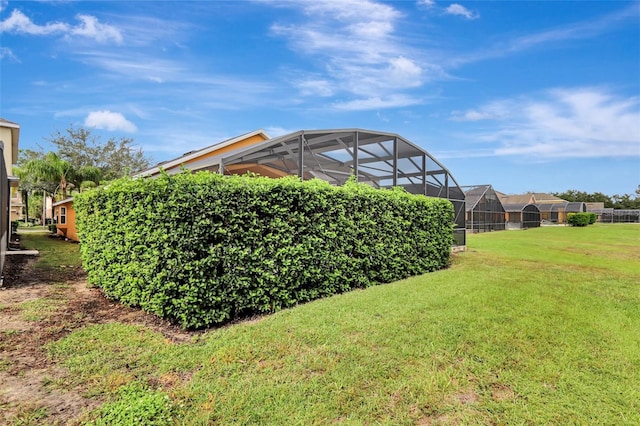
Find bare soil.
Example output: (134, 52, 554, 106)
(0, 253, 195, 425)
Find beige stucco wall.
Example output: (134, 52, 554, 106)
(0, 127, 15, 176)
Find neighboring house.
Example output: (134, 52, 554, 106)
(135, 129, 271, 177)
(0, 118, 21, 276)
(52, 198, 77, 241)
(10, 185, 23, 221)
(496, 191, 585, 224)
(54, 130, 272, 242)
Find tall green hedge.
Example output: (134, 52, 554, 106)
(75, 172, 454, 329)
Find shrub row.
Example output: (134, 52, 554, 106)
(74, 172, 454, 329)
(567, 212, 597, 227)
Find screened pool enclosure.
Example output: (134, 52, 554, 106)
(195, 129, 466, 246)
(462, 185, 505, 232)
(503, 203, 541, 229)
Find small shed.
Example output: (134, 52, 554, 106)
(52, 198, 78, 241)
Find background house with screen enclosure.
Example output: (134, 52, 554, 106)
(137, 129, 466, 246)
(502, 203, 541, 229)
(536, 202, 586, 224)
(462, 185, 505, 232)
(497, 192, 585, 225)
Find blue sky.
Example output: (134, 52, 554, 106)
(1, 0, 639, 195)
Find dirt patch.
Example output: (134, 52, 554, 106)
(0, 253, 198, 425)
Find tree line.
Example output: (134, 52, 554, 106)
(15, 126, 151, 222)
(551, 188, 640, 210)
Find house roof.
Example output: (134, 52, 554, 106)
(498, 193, 534, 205)
(497, 192, 569, 205)
(502, 203, 539, 212)
(531, 192, 567, 203)
(52, 197, 74, 207)
(135, 129, 270, 177)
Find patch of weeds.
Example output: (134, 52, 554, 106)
(88, 381, 176, 426)
(10, 404, 49, 426)
(0, 358, 11, 371)
(18, 298, 62, 322)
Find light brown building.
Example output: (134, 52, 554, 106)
(0, 118, 21, 275)
(53, 198, 77, 242)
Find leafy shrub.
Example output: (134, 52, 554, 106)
(588, 212, 597, 224)
(567, 212, 591, 227)
(75, 172, 454, 329)
(48, 224, 57, 233)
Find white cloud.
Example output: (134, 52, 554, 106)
(0, 9, 68, 35)
(445, 4, 479, 20)
(268, 0, 440, 109)
(387, 56, 423, 87)
(70, 14, 123, 43)
(417, 0, 436, 8)
(0, 9, 122, 43)
(296, 78, 335, 97)
(450, 110, 494, 121)
(263, 126, 294, 138)
(454, 88, 640, 158)
(450, 102, 510, 121)
(332, 94, 423, 111)
(85, 110, 137, 132)
(0, 46, 17, 61)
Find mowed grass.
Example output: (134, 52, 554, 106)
(46, 224, 640, 425)
(18, 230, 84, 271)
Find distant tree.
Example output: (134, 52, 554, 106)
(27, 191, 44, 222)
(552, 189, 612, 207)
(552, 188, 639, 209)
(46, 125, 151, 180)
(611, 193, 640, 210)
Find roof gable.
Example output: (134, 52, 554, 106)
(136, 129, 269, 177)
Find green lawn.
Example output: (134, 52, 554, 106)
(47, 224, 640, 425)
(19, 230, 84, 272)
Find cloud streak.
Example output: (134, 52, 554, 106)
(268, 0, 438, 110)
(451, 87, 640, 159)
(0, 9, 122, 43)
(450, 3, 639, 67)
(445, 4, 479, 20)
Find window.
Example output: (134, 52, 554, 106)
(59, 206, 67, 225)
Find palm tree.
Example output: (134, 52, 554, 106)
(24, 152, 75, 200)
